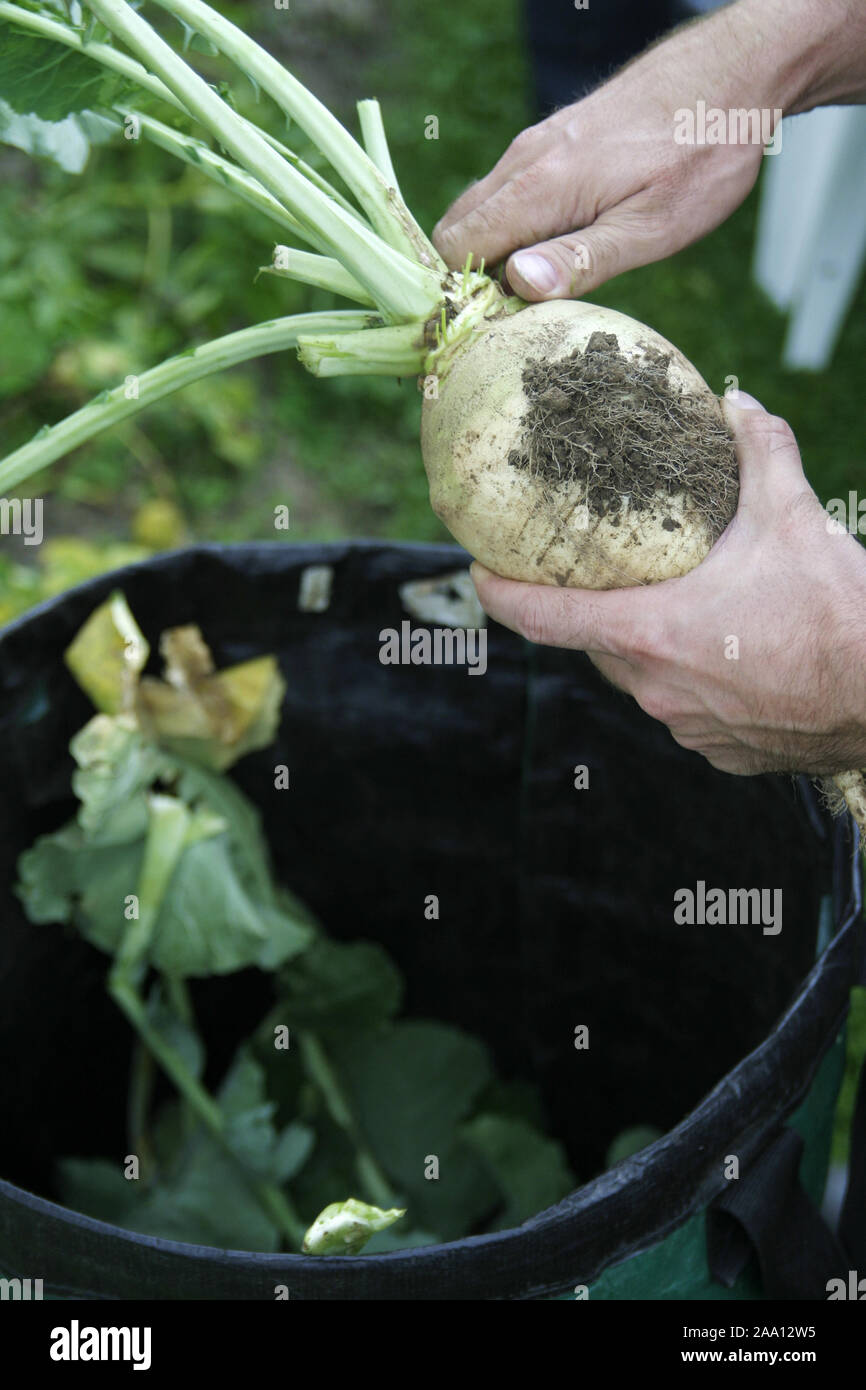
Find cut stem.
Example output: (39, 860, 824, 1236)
(357, 100, 400, 195)
(297, 322, 427, 378)
(0, 310, 378, 493)
(114, 794, 191, 982)
(262, 247, 377, 305)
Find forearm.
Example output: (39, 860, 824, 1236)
(434, 0, 866, 294)
(639, 0, 866, 114)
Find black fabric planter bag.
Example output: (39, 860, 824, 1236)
(0, 540, 863, 1301)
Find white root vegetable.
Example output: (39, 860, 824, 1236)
(421, 299, 735, 590)
(0, 0, 863, 844)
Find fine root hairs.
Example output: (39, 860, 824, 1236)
(508, 330, 739, 541)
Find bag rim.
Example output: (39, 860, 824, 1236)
(1, 541, 861, 1300)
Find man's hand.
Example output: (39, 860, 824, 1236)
(434, 0, 866, 300)
(471, 394, 866, 777)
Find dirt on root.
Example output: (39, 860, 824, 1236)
(508, 331, 739, 538)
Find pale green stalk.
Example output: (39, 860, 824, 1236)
(357, 100, 400, 196)
(0, 3, 367, 221)
(260, 248, 376, 306)
(147, 0, 444, 270)
(114, 794, 190, 980)
(110, 977, 305, 1247)
(116, 107, 323, 248)
(297, 323, 426, 378)
(0, 311, 377, 493)
(298, 1032, 399, 1211)
(105, 793, 304, 1247)
(84, 0, 442, 320)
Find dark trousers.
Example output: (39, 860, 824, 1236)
(524, 0, 698, 114)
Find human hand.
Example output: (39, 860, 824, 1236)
(471, 393, 866, 776)
(434, 0, 866, 300)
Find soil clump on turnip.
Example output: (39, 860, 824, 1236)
(508, 331, 739, 539)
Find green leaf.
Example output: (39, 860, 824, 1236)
(332, 1021, 492, 1186)
(16, 719, 314, 977)
(16, 802, 312, 977)
(64, 591, 149, 715)
(15, 823, 81, 923)
(217, 1049, 316, 1184)
(274, 936, 404, 1035)
(273, 1122, 316, 1184)
(56, 1158, 142, 1228)
(145, 984, 205, 1080)
(17, 825, 143, 948)
(58, 1049, 314, 1252)
(0, 99, 88, 171)
(0, 24, 128, 121)
(59, 1145, 282, 1252)
(461, 1114, 576, 1231)
(330, 1020, 497, 1239)
(70, 716, 164, 847)
(605, 1125, 664, 1168)
(149, 832, 313, 977)
(173, 759, 276, 903)
(361, 1225, 438, 1253)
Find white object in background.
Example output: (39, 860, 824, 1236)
(297, 564, 334, 612)
(753, 106, 866, 370)
(399, 569, 487, 628)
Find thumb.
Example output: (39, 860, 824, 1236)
(721, 392, 810, 514)
(506, 220, 639, 300)
(471, 561, 643, 656)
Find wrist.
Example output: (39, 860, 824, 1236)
(827, 534, 866, 760)
(728, 0, 866, 114)
(631, 0, 866, 124)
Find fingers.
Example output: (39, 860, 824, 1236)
(433, 122, 557, 267)
(722, 392, 811, 519)
(437, 162, 684, 300)
(505, 203, 665, 300)
(470, 561, 655, 658)
(434, 156, 575, 277)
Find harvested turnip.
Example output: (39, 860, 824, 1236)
(421, 299, 738, 589)
(0, 0, 862, 840)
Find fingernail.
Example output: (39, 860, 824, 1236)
(470, 561, 489, 583)
(724, 388, 764, 411)
(511, 252, 559, 294)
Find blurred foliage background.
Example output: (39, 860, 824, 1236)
(1, 0, 865, 1163)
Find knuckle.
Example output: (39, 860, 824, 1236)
(739, 409, 799, 456)
(761, 412, 799, 454)
(514, 592, 553, 646)
(508, 122, 543, 158)
(651, 159, 703, 222)
(505, 158, 550, 211)
(636, 686, 676, 726)
(670, 729, 701, 752)
(779, 484, 822, 533)
(617, 603, 677, 666)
